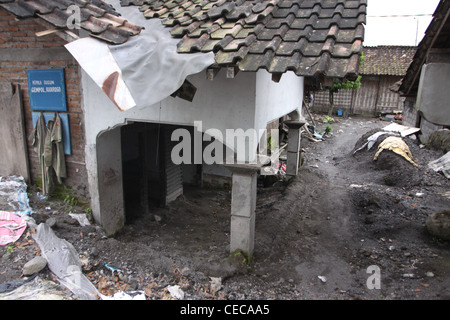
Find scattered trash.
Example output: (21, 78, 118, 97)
(100, 290, 146, 300)
(0, 276, 74, 300)
(373, 136, 418, 167)
(0, 176, 34, 216)
(415, 192, 425, 198)
(380, 110, 402, 122)
(349, 184, 366, 188)
(36, 192, 47, 201)
(0, 211, 27, 246)
(69, 213, 91, 227)
(402, 274, 415, 278)
(383, 123, 420, 137)
(103, 263, 121, 274)
(318, 275, 327, 283)
(303, 124, 323, 141)
(428, 151, 450, 179)
(32, 223, 100, 300)
(210, 277, 222, 295)
(353, 131, 390, 155)
(167, 285, 184, 300)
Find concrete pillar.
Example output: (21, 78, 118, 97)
(284, 120, 306, 176)
(225, 163, 261, 257)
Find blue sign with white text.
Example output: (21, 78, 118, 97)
(27, 69, 67, 111)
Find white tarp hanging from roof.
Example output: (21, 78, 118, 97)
(65, 0, 215, 111)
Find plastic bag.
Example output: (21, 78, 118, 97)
(32, 223, 100, 300)
(0, 176, 33, 216)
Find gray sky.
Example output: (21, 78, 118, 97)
(364, 0, 441, 46)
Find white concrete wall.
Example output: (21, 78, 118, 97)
(255, 69, 304, 130)
(82, 69, 257, 146)
(80, 67, 304, 232)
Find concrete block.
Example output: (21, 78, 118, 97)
(287, 128, 301, 153)
(231, 172, 257, 218)
(230, 214, 255, 256)
(286, 151, 300, 176)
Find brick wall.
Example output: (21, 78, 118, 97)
(0, 8, 89, 199)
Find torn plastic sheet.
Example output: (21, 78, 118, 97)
(0, 211, 27, 246)
(0, 276, 74, 300)
(428, 151, 450, 179)
(65, 0, 215, 111)
(0, 176, 34, 216)
(353, 132, 390, 155)
(32, 223, 100, 300)
(69, 213, 91, 227)
(100, 290, 146, 300)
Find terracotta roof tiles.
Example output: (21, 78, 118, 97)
(0, 0, 143, 44)
(360, 46, 417, 77)
(122, 0, 367, 79)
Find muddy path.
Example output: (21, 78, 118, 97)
(110, 116, 449, 299)
(1, 116, 449, 300)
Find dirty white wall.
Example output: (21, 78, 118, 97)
(80, 67, 303, 233)
(255, 69, 304, 130)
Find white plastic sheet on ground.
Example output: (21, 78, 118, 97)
(428, 151, 450, 179)
(65, 0, 215, 111)
(0, 176, 34, 216)
(31, 223, 101, 300)
(68, 212, 91, 227)
(0, 276, 74, 300)
(353, 131, 390, 155)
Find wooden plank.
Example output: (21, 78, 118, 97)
(0, 83, 30, 181)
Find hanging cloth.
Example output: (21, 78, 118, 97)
(31, 113, 67, 195)
(46, 113, 67, 184)
(31, 112, 50, 195)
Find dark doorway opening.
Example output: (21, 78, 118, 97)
(121, 123, 201, 224)
(121, 122, 164, 222)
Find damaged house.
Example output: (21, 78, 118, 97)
(397, 0, 450, 144)
(0, 0, 366, 256)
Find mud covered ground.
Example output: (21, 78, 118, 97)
(1, 116, 449, 301)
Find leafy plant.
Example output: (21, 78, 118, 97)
(325, 53, 364, 116)
(6, 243, 14, 254)
(326, 76, 362, 116)
(325, 124, 333, 135)
(322, 116, 335, 124)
